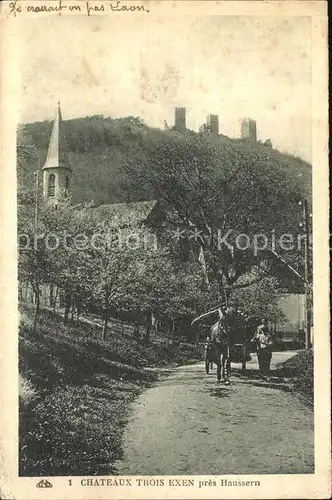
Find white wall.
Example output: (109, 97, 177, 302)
(276, 293, 306, 338)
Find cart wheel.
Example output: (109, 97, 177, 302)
(205, 359, 210, 374)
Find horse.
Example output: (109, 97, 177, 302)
(192, 306, 240, 383)
(210, 314, 233, 383)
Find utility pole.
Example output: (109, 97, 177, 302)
(34, 157, 40, 229)
(299, 199, 311, 349)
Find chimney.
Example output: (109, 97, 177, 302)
(241, 118, 257, 142)
(175, 107, 186, 131)
(207, 114, 219, 135)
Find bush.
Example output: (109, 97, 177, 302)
(278, 349, 313, 405)
(19, 383, 139, 476)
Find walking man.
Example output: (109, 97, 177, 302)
(251, 319, 273, 381)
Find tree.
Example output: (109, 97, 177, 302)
(17, 129, 44, 329)
(82, 213, 160, 340)
(38, 202, 95, 324)
(125, 132, 305, 300)
(18, 165, 93, 329)
(229, 276, 286, 325)
(18, 218, 53, 330)
(130, 254, 210, 343)
(17, 126, 38, 192)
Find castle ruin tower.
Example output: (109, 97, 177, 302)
(206, 114, 219, 135)
(174, 107, 186, 131)
(241, 118, 257, 143)
(42, 102, 72, 207)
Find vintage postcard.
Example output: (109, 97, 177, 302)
(0, 0, 330, 499)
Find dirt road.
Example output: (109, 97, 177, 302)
(115, 354, 314, 475)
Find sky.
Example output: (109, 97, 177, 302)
(17, 13, 312, 162)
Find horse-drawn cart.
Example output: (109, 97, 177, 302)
(204, 340, 251, 374)
(193, 307, 256, 382)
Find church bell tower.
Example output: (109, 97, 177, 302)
(42, 102, 72, 207)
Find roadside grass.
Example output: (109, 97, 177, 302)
(19, 304, 201, 476)
(19, 375, 39, 406)
(276, 349, 313, 406)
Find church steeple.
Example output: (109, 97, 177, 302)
(42, 102, 72, 207)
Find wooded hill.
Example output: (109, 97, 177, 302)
(19, 115, 312, 206)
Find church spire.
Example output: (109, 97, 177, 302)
(42, 103, 72, 207)
(43, 101, 71, 171)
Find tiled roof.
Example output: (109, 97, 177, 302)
(88, 200, 158, 226)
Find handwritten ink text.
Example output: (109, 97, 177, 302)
(7, 0, 150, 17)
(110, 1, 149, 12)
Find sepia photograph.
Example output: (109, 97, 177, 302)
(0, 1, 330, 499)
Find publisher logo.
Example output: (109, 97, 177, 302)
(36, 479, 53, 488)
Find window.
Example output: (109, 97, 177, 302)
(48, 174, 55, 197)
(66, 175, 70, 190)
